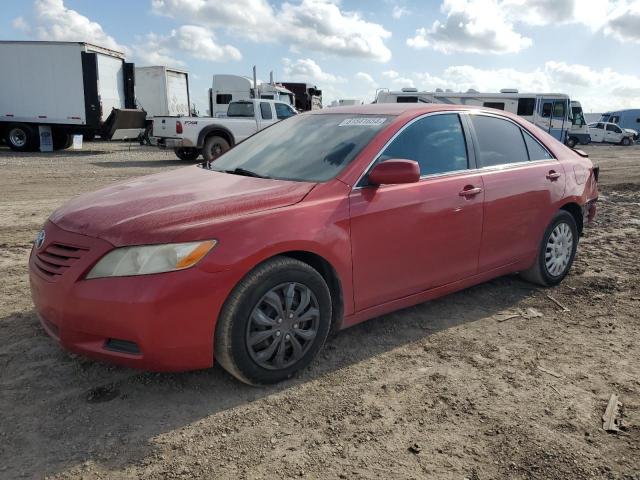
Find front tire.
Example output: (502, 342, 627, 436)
(202, 135, 230, 164)
(621, 137, 631, 146)
(215, 257, 332, 385)
(520, 210, 578, 287)
(566, 136, 577, 148)
(6, 123, 39, 152)
(173, 147, 200, 161)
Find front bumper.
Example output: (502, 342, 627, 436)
(29, 221, 234, 372)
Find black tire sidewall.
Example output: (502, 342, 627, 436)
(223, 262, 331, 385)
(621, 137, 630, 146)
(537, 211, 578, 286)
(203, 136, 230, 162)
(174, 148, 199, 161)
(567, 137, 577, 148)
(6, 124, 38, 151)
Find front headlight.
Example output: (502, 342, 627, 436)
(86, 240, 217, 279)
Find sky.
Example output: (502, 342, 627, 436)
(2, 0, 640, 114)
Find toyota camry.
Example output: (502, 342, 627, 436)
(29, 104, 599, 385)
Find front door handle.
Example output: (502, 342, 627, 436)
(546, 171, 561, 181)
(459, 186, 482, 197)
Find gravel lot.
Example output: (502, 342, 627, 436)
(0, 141, 638, 479)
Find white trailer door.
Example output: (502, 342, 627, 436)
(166, 71, 190, 116)
(96, 53, 125, 121)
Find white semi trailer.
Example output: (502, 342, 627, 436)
(0, 41, 145, 151)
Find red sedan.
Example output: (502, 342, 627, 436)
(29, 104, 599, 384)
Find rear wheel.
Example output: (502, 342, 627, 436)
(621, 137, 631, 146)
(52, 131, 72, 150)
(6, 123, 39, 152)
(202, 135, 230, 164)
(520, 210, 578, 287)
(173, 147, 200, 161)
(215, 256, 332, 385)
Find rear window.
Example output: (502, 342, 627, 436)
(260, 102, 272, 120)
(227, 102, 254, 117)
(397, 96, 418, 103)
(470, 115, 529, 167)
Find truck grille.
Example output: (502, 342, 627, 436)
(34, 243, 88, 280)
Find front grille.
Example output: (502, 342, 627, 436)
(34, 242, 88, 280)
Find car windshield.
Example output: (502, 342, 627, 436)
(209, 114, 393, 182)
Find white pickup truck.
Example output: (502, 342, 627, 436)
(153, 99, 297, 162)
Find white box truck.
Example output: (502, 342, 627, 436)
(0, 41, 146, 151)
(131, 66, 191, 143)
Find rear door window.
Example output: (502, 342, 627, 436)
(470, 115, 529, 167)
(523, 131, 553, 161)
(379, 114, 468, 175)
(260, 102, 273, 120)
(542, 102, 553, 118)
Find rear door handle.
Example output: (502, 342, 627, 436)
(459, 186, 483, 197)
(546, 171, 561, 180)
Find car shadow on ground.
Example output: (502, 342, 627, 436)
(0, 275, 537, 478)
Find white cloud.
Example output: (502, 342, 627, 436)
(382, 70, 399, 79)
(11, 16, 30, 32)
(26, 0, 127, 53)
(151, 0, 392, 61)
(407, 0, 532, 54)
(355, 72, 375, 84)
(282, 58, 345, 83)
(392, 5, 410, 19)
(605, 1, 640, 43)
(132, 26, 241, 66)
(406, 0, 638, 54)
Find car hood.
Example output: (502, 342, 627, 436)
(50, 166, 316, 246)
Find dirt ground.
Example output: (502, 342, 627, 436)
(0, 141, 638, 480)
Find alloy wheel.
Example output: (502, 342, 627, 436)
(9, 128, 27, 148)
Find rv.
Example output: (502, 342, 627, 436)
(599, 109, 640, 140)
(0, 41, 145, 151)
(208, 74, 294, 117)
(328, 99, 363, 107)
(280, 82, 322, 111)
(375, 88, 584, 145)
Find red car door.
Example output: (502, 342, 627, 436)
(349, 113, 484, 311)
(467, 113, 566, 272)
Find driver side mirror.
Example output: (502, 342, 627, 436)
(368, 159, 421, 186)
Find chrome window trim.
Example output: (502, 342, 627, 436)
(352, 110, 558, 191)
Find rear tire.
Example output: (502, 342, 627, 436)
(174, 147, 200, 161)
(6, 123, 39, 152)
(520, 210, 578, 287)
(52, 131, 72, 150)
(202, 135, 230, 164)
(215, 256, 332, 385)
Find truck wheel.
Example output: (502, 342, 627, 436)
(6, 123, 39, 152)
(174, 147, 200, 161)
(621, 137, 631, 146)
(203, 135, 230, 164)
(52, 132, 72, 150)
(520, 210, 578, 287)
(215, 256, 332, 385)
(566, 137, 577, 148)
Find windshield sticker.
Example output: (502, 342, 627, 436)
(338, 117, 387, 127)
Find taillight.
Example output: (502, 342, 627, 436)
(176, 120, 183, 134)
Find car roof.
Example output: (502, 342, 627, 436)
(310, 103, 493, 116)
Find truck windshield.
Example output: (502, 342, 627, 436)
(227, 102, 255, 117)
(209, 114, 393, 182)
